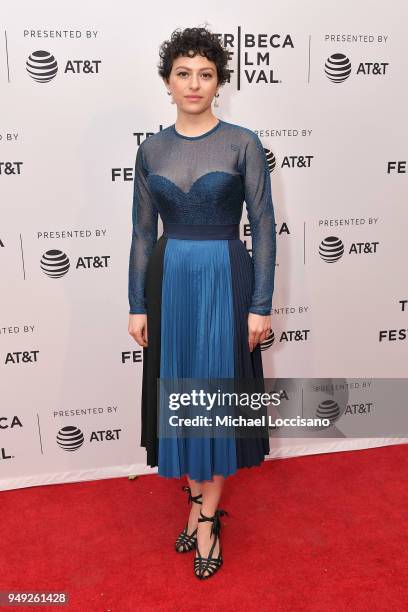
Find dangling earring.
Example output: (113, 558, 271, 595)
(167, 90, 175, 104)
(213, 92, 220, 107)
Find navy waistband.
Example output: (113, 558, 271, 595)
(162, 223, 240, 240)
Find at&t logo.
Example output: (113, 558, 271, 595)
(40, 250, 110, 277)
(324, 52, 389, 83)
(56, 425, 122, 451)
(319, 236, 379, 262)
(26, 50, 101, 82)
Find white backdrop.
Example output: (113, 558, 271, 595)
(1, 1, 407, 491)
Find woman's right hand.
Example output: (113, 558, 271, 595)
(128, 314, 148, 347)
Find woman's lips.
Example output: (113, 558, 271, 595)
(185, 96, 202, 100)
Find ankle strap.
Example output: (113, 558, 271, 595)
(198, 508, 229, 537)
(182, 485, 202, 505)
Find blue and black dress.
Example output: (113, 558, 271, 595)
(128, 118, 276, 482)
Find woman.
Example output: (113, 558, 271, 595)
(128, 26, 276, 579)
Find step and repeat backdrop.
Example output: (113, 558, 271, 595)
(1, 1, 407, 490)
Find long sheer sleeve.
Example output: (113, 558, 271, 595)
(128, 142, 158, 315)
(243, 132, 277, 316)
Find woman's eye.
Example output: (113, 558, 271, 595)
(176, 72, 212, 78)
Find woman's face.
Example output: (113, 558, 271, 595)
(164, 53, 219, 114)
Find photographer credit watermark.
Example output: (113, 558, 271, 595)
(157, 377, 408, 439)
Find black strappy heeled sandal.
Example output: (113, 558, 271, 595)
(175, 485, 203, 553)
(194, 508, 229, 579)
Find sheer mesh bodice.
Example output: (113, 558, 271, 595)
(128, 119, 276, 316)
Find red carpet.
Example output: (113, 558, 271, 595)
(1, 444, 407, 611)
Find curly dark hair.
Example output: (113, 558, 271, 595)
(158, 26, 230, 87)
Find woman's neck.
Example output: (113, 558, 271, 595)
(174, 112, 219, 137)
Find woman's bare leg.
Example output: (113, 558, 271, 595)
(184, 476, 203, 534)
(196, 475, 225, 576)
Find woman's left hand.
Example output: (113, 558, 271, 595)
(248, 313, 272, 352)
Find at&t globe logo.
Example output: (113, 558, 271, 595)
(56, 426, 84, 451)
(26, 50, 58, 82)
(324, 53, 352, 83)
(40, 250, 70, 277)
(319, 236, 344, 262)
(261, 329, 275, 351)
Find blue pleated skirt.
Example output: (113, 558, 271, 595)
(140, 223, 270, 482)
(159, 238, 237, 480)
